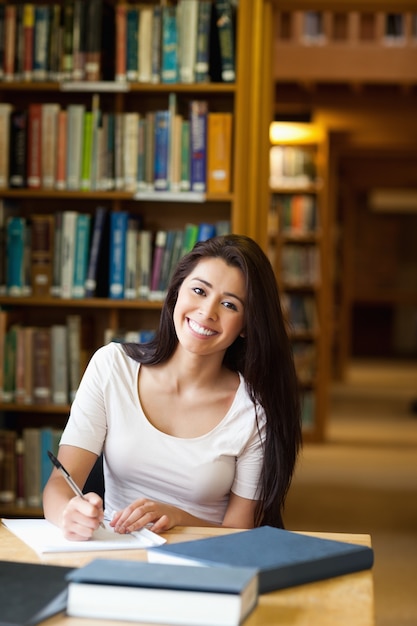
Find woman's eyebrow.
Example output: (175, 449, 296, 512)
(191, 276, 245, 306)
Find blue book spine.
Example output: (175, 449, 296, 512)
(33, 5, 51, 81)
(197, 222, 216, 242)
(154, 110, 170, 191)
(40, 428, 53, 490)
(6, 217, 26, 296)
(189, 100, 208, 192)
(161, 6, 178, 83)
(195, 1, 212, 83)
(72, 213, 92, 298)
(109, 211, 128, 299)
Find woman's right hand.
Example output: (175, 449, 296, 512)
(61, 492, 104, 541)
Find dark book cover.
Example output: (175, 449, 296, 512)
(148, 525, 374, 594)
(0, 560, 74, 626)
(9, 109, 28, 189)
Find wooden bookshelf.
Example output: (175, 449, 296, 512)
(268, 122, 331, 442)
(0, 0, 274, 516)
(273, 6, 417, 85)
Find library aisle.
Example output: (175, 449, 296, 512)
(285, 359, 417, 626)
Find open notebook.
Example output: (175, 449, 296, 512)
(2, 518, 166, 555)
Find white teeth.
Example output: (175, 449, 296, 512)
(188, 319, 216, 336)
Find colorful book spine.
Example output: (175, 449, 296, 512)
(108, 210, 128, 299)
(180, 119, 191, 191)
(0, 104, 12, 188)
(23, 3, 35, 81)
(207, 112, 232, 193)
(6, 217, 26, 296)
(33, 4, 51, 81)
(154, 110, 170, 191)
(80, 111, 94, 190)
(115, 2, 127, 82)
(41, 103, 60, 189)
(189, 100, 208, 192)
(72, 213, 92, 298)
(138, 5, 153, 83)
(161, 6, 178, 83)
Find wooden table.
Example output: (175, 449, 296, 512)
(0, 523, 375, 626)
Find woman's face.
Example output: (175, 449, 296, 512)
(173, 257, 246, 358)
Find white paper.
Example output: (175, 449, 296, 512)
(1, 518, 166, 554)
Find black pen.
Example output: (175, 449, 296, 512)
(47, 450, 105, 529)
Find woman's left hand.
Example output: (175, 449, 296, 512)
(109, 498, 180, 534)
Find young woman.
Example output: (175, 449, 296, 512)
(43, 234, 302, 540)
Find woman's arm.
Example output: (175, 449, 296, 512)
(42, 445, 104, 540)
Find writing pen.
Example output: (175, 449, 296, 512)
(47, 450, 105, 529)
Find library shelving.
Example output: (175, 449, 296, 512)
(0, 0, 274, 517)
(268, 122, 331, 442)
(273, 5, 417, 85)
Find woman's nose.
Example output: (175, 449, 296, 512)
(199, 299, 218, 321)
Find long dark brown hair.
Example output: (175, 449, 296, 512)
(123, 234, 302, 527)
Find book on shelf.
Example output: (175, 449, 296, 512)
(3, 5, 16, 82)
(6, 216, 26, 296)
(189, 100, 208, 192)
(62, 0, 74, 80)
(48, 4, 63, 82)
(180, 118, 191, 191)
(9, 109, 28, 189)
(124, 216, 140, 300)
(0, 560, 74, 626)
(51, 324, 69, 405)
(0, 103, 12, 188)
(66, 558, 258, 626)
(123, 112, 139, 192)
(115, 2, 127, 82)
(178, 0, 199, 84)
(27, 102, 42, 189)
(22, 427, 42, 508)
(214, 0, 236, 82)
(30, 214, 55, 298)
(32, 327, 52, 405)
(195, 0, 212, 83)
(66, 103, 86, 190)
(161, 5, 179, 84)
(108, 210, 128, 299)
(33, 4, 51, 81)
(84, 0, 104, 81)
(72, 213, 92, 298)
(22, 2, 35, 81)
(60, 210, 78, 299)
(126, 5, 139, 82)
(14, 325, 26, 404)
(207, 111, 233, 193)
(138, 5, 153, 84)
(84, 205, 109, 298)
(137, 229, 152, 300)
(154, 109, 170, 191)
(0, 429, 17, 504)
(72, 0, 86, 81)
(67, 314, 82, 402)
(149, 229, 167, 301)
(13, 3, 24, 81)
(151, 5, 163, 84)
(50, 212, 63, 297)
(55, 109, 68, 190)
(148, 526, 374, 594)
(80, 110, 94, 190)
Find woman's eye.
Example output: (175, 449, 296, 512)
(223, 301, 238, 311)
(193, 287, 205, 296)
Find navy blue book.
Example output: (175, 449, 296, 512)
(0, 560, 74, 626)
(148, 525, 374, 594)
(66, 558, 258, 626)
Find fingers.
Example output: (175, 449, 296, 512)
(111, 500, 173, 534)
(62, 495, 104, 541)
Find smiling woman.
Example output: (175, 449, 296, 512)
(43, 235, 302, 541)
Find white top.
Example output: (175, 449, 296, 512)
(61, 342, 266, 524)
